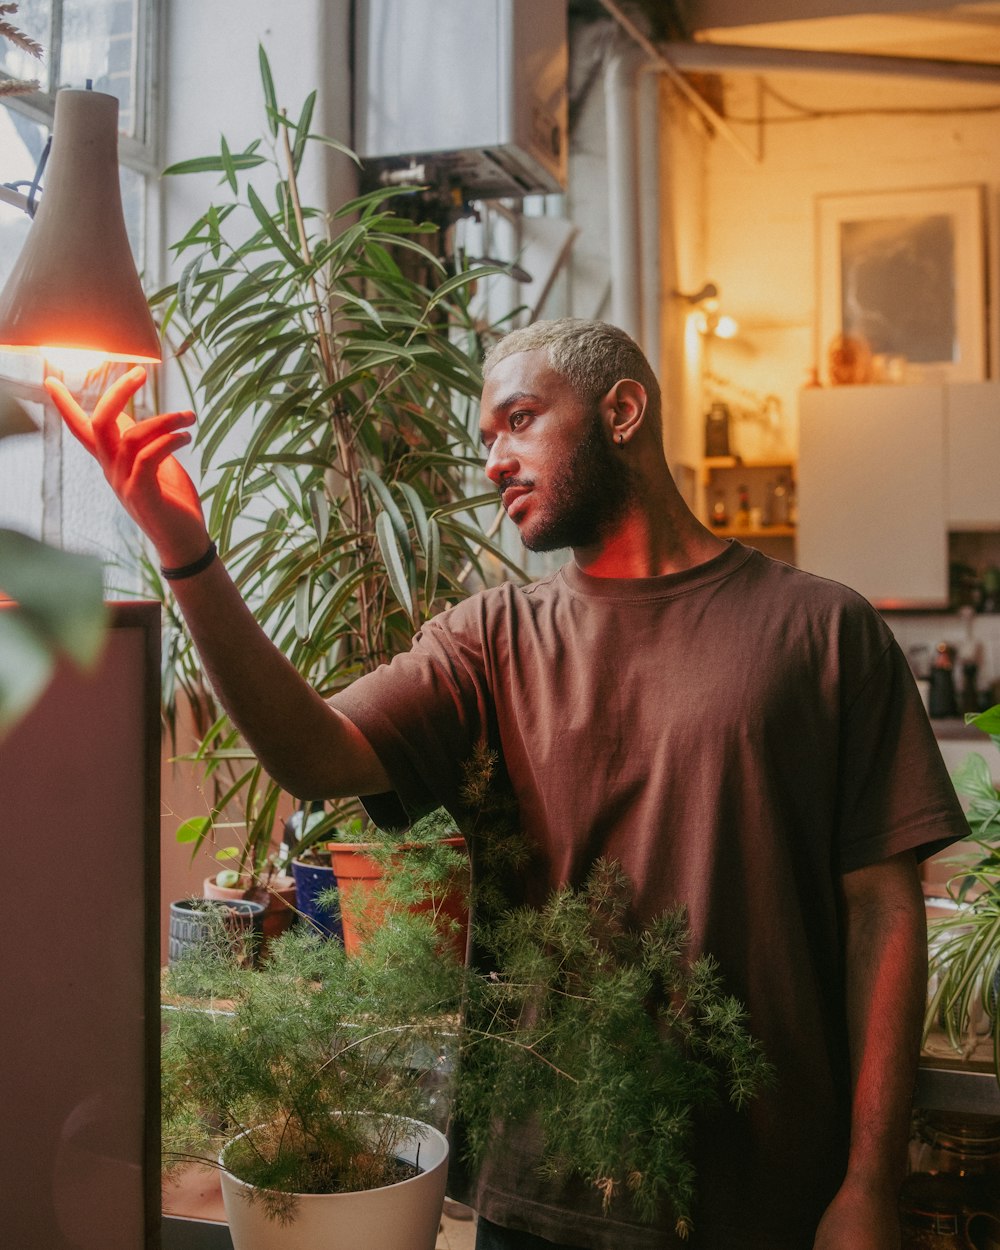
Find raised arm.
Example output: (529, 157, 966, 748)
(813, 849, 926, 1250)
(45, 367, 390, 800)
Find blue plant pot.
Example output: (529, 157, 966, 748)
(290, 858, 344, 941)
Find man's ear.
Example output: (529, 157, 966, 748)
(601, 378, 647, 447)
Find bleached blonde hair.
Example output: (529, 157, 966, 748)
(482, 318, 662, 433)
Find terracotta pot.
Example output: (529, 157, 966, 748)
(219, 1116, 448, 1250)
(328, 837, 469, 960)
(203, 872, 297, 943)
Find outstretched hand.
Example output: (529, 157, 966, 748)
(45, 366, 210, 568)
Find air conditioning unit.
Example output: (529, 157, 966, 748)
(354, 0, 568, 199)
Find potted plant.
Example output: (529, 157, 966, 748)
(161, 900, 458, 1250)
(147, 46, 521, 885)
(162, 854, 773, 1246)
(327, 807, 470, 959)
(924, 703, 1000, 1077)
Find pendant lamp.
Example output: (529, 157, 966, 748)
(0, 86, 161, 364)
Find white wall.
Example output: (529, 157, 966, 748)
(156, 0, 354, 414)
(689, 70, 1000, 459)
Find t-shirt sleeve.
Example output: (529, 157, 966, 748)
(836, 632, 968, 873)
(328, 600, 492, 828)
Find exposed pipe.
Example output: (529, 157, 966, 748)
(662, 40, 1000, 85)
(637, 64, 661, 382)
(597, 0, 760, 166)
(604, 42, 644, 343)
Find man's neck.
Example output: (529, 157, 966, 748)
(572, 506, 728, 579)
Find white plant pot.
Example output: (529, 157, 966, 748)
(219, 1116, 449, 1250)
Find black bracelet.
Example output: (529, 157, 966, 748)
(160, 541, 218, 582)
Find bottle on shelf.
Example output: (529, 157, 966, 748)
(735, 485, 751, 530)
(770, 476, 789, 526)
(710, 489, 728, 528)
(928, 643, 959, 719)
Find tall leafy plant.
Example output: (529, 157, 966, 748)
(151, 49, 520, 871)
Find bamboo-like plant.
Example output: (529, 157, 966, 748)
(162, 854, 771, 1237)
(924, 703, 1000, 1079)
(150, 48, 522, 874)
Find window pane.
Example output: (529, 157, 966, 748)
(61, 0, 138, 136)
(0, 0, 51, 92)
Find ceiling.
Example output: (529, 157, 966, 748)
(667, 5, 1000, 117)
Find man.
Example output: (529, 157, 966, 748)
(48, 318, 966, 1250)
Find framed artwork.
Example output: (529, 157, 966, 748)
(816, 185, 986, 384)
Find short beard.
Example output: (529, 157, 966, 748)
(521, 411, 636, 553)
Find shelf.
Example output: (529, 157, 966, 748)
(710, 525, 796, 540)
(701, 456, 796, 486)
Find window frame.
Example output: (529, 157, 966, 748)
(0, 0, 161, 175)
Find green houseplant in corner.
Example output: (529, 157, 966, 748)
(924, 703, 1000, 1080)
(149, 46, 520, 888)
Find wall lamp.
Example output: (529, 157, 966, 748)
(674, 282, 719, 308)
(673, 283, 739, 340)
(0, 84, 161, 367)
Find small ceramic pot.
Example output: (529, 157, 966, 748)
(167, 898, 266, 966)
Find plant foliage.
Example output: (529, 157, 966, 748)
(162, 857, 771, 1237)
(458, 860, 774, 1237)
(924, 703, 1000, 1082)
(150, 48, 521, 873)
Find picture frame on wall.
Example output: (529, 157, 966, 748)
(816, 184, 986, 385)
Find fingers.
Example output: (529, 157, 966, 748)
(112, 429, 191, 496)
(111, 424, 193, 492)
(92, 365, 148, 425)
(91, 365, 148, 460)
(44, 376, 96, 453)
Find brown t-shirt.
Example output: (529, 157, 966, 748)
(331, 540, 966, 1249)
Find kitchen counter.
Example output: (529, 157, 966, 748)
(930, 717, 986, 741)
(917, 1032, 1000, 1115)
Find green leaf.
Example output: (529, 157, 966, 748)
(359, 468, 410, 548)
(258, 44, 278, 137)
(291, 91, 316, 173)
(294, 574, 311, 641)
(177, 254, 205, 324)
(176, 815, 213, 845)
(0, 529, 107, 668)
(220, 134, 238, 194)
(162, 148, 265, 177)
(424, 517, 441, 608)
(427, 264, 511, 307)
(951, 752, 998, 805)
(375, 511, 414, 622)
(309, 488, 330, 548)
(246, 184, 306, 268)
(0, 609, 55, 734)
(969, 704, 1000, 735)
(399, 482, 430, 552)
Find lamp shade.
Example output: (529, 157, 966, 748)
(0, 88, 161, 363)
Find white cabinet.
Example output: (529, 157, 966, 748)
(799, 382, 1000, 608)
(798, 385, 949, 607)
(946, 383, 1000, 529)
